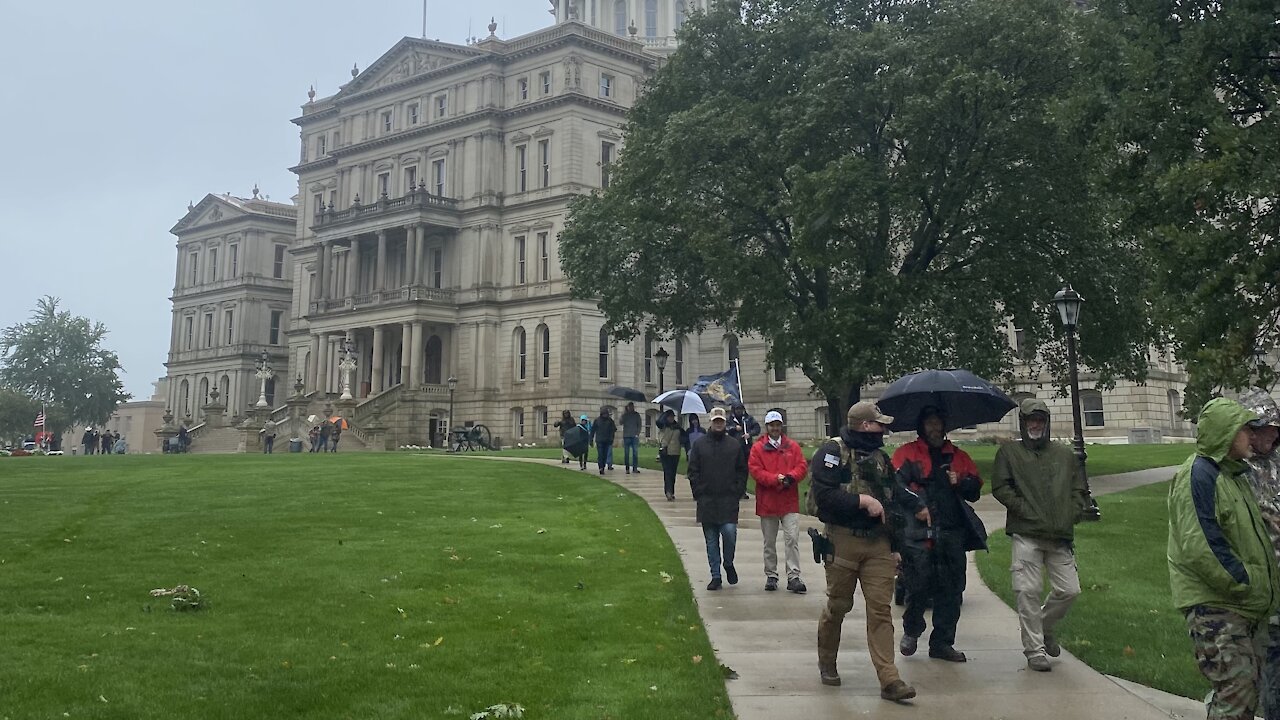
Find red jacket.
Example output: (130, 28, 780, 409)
(891, 438, 983, 502)
(748, 435, 809, 517)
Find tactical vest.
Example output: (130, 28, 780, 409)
(804, 436, 894, 516)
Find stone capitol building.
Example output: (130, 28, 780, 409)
(164, 0, 1190, 452)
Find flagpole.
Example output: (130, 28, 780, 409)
(734, 358, 745, 405)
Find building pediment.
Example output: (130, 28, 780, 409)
(171, 193, 298, 236)
(338, 38, 485, 99)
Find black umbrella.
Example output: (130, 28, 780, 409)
(606, 385, 648, 403)
(877, 369, 1017, 433)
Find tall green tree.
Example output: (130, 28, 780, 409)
(0, 388, 41, 444)
(0, 296, 130, 430)
(1086, 0, 1279, 413)
(561, 0, 1156, 427)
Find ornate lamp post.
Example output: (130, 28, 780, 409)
(338, 338, 358, 401)
(254, 350, 274, 408)
(655, 346, 669, 394)
(1052, 284, 1101, 521)
(446, 375, 458, 452)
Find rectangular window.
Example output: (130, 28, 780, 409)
(517, 78, 528, 100)
(600, 73, 613, 98)
(189, 252, 199, 287)
(224, 309, 234, 345)
(540, 326, 550, 379)
(539, 409, 549, 437)
(432, 249, 443, 288)
(1014, 328, 1028, 360)
(537, 232, 549, 281)
(516, 236, 527, 285)
(208, 247, 218, 281)
(432, 159, 445, 196)
(273, 244, 287, 279)
(435, 94, 447, 118)
(601, 141, 615, 189)
(184, 317, 193, 350)
(269, 310, 283, 345)
(204, 313, 214, 348)
(538, 139, 550, 188)
(540, 71, 551, 94)
(317, 134, 327, 156)
(378, 172, 390, 198)
(514, 408, 525, 438)
(598, 331, 610, 379)
(328, 189, 337, 210)
(404, 166, 418, 193)
(408, 102, 420, 125)
(313, 192, 324, 220)
(773, 364, 786, 382)
(675, 340, 684, 384)
(229, 244, 239, 277)
(382, 110, 393, 132)
(332, 130, 340, 149)
(516, 145, 527, 192)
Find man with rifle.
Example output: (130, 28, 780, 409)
(809, 401, 916, 702)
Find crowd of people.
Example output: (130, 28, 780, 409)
(80, 427, 126, 455)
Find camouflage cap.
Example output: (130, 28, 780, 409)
(1240, 388, 1280, 428)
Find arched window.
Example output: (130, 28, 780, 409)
(265, 378, 276, 407)
(644, 331, 655, 384)
(198, 377, 210, 407)
(515, 327, 527, 381)
(614, 0, 627, 35)
(1082, 391, 1105, 427)
(537, 324, 551, 379)
(179, 379, 191, 418)
(726, 335, 740, 364)
(220, 375, 230, 408)
(598, 328, 611, 378)
(674, 0, 685, 30)
(1168, 389, 1182, 430)
(644, 0, 657, 36)
(674, 337, 685, 385)
(425, 335, 443, 385)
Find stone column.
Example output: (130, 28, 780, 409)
(405, 226, 418, 287)
(309, 334, 322, 393)
(414, 225, 427, 286)
(400, 322, 413, 389)
(347, 237, 360, 299)
(316, 241, 329, 300)
(409, 321, 425, 390)
(372, 325, 385, 393)
(317, 332, 331, 396)
(376, 230, 387, 291)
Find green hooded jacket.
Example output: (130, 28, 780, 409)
(1167, 397, 1280, 619)
(991, 398, 1087, 541)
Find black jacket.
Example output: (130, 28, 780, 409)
(809, 428, 902, 550)
(591, 415, 617, 445)
(688, 432, 748, 524)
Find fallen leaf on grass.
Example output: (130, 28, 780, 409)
(649, 685, 658, 691)
(692, 655, 703, 664)
(434, 637, 444, 646)
(1122, 646, 1136, 657)
(621, 658, 638, 665)
(536, 528, 547, 534)
(659, 572, 673, 583)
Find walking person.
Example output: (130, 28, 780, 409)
(748, 411, 808, 593)
(318, 420, 331, 453)
(728, 403, 760, 499)
(100, 431, 113, 456)
(573, 414, 592, 470)
(991, 398, 1087, 672)
(330, 420, 342, 452)
(688, 407, 748, 590)
(81, 427, 94, 456)
(892, 406, 985, 663)
(1170, 397, 1280, 718)
(1241, 389, 1280, 720)
(620, 402, 643, 474)
(810, 400, 915, 702)
(554, 410, 575, 464)
(308, 425, 320, 452)
(263, 423, 276, 454)
(656, 409, 684, 501)
(591, 407, 618, 475)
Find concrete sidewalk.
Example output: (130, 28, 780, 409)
(493, 457, 1203, 719)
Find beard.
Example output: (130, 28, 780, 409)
(1027, 427, 1045, 440)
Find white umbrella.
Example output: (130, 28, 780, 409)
(653, 389, 710, 415)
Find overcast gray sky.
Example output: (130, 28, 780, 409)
(0, 0, 550, 401)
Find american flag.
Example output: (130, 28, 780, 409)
(33, 409, 45, 428)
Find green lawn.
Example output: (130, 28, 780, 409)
(0, 454, 732, 719)
(976, 480, 1207, 700)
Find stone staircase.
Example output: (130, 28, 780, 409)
(187, 427, 245, 454)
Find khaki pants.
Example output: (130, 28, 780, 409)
(1010, 533, 1080, 659)
(817, 530, 900, 688)
(761, 513, 801, 581)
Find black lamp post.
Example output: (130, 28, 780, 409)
(446, 375, 458, 451)
(1053, 284, 1101, 521)
(655, 346, 669, 394)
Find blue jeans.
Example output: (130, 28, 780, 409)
(596, 442, 614, 469)
(622, 436, 640, 470)
(702, 522, 738, 580)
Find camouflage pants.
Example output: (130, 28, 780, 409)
(1185, 605, 1265, 720)
(1261, 616, 1280, 720)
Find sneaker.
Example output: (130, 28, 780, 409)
(900, 634, 918, 657)
(819, 664, 841, 686)
(787, 578, 807, 594)
(562, 459, 570, 464)
(633, 468, 640, 473)
(880, 680, 917, 702)
(928, 646, 967, 663)
(665, 493, 675, 502)
(741, 492, 750, 500)
(608, 465, 614, 470)
(1044, 633, 1061, 658)
(1027, 655, 1052, 672)
(625, 468, 630, 475)
(599, 468, 605, 475)
(707, 578, 722, 591)
(765, 578, 778, 592)
(725, 564, 738, 585)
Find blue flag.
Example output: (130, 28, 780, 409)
(690, 364, 741, 406)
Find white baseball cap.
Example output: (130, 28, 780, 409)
(764, 411, 784, 425)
